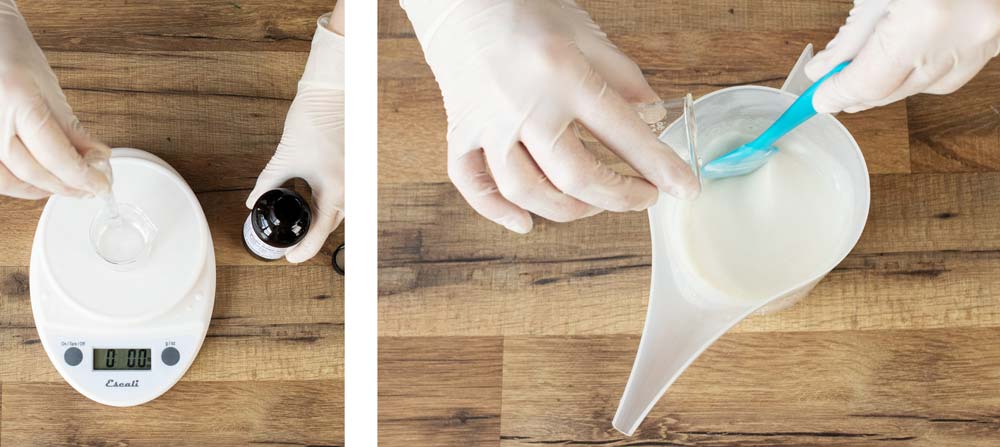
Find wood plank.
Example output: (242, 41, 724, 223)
(379, 337, 503, 447)
(860, 172, 1000, 254)
(380, 241, 1000, 337)
(379, 0, 852, 37)
(51, 50, 300, 195)
(379, 174, 1000, 336)
(49, 51, 303, 100)
(909, 61, 1000, 173)
(22, 1, 334, 52)
(500, 331, 1000, 446)
(0, 189, 343, 267)
(378, 32, 834, 83)
(27, 50, 308, 194)
(1, 380, 342, 446)
(68, 88, 288, 193)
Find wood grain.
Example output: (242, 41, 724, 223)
(909, 61, 1000, 173)
(378, 0, 1000, 445)
(0, 380, 342, 447)
(0, 1, 342, 445)
(379, 337, 504, 447)
(19, 1, 327, 52)
(49, 51, 303, 99)
(379, 0, 853, 37)
(500, 331, 1000, 446)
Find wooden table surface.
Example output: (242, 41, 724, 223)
(0, 2, 343, 446)
(378, 1, 1000, 445)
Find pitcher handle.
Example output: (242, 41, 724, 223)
(780, 44, 814, 96)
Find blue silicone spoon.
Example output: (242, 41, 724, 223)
(701, 61, 849, 180)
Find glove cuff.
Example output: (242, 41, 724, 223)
(1, 0, 27, 26)
(301, 12, 345, 90)
(0, 0, 20, 14)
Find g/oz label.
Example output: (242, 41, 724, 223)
(243, 215, 286, 260)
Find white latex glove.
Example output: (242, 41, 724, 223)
(806, 0, 1000, 113)
(0, 0, 111, 199)
(246, 13, 344, 264)
(401, 0, 699, 233)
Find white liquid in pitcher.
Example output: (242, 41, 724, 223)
(674, 132, 854, 300)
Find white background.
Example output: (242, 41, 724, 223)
(344, 0, 378, 444)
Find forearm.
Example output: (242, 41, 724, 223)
(327, 1, 344, 36)
(248, 3, 346, 262)
(1, 0, 30, 39)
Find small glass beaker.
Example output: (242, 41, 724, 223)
(85, 152, 158, 269)
(573, 94, 702, 194)
(90, 202, 158, 269)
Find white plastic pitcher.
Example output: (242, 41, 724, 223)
(612, 46, 872, 436)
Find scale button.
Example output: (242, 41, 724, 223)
(161, 347, 180, 366)
(64, 347, 83, 366)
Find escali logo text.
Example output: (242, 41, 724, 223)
(106, 379, 140, 388)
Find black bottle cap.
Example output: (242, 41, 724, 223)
(250, 188, 312, 248)
(332, 243, 345, 275)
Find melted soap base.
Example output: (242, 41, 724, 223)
(675, 132, 853, 301)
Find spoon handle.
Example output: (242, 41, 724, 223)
(746, 60, 850, 151)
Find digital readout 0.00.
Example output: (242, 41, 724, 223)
(93, 348, 152, 370)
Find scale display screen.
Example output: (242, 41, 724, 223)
(93, 348, 152, 370)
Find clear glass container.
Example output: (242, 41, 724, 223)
(573, 94, 701, 194)
(86, 154, 158, 270)
(90, 202, 158, 269)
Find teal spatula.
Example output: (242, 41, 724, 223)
(701, 61, 849, 180)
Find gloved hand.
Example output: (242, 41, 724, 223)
(401, 0, 699, 233)
(0, 0, 111, 199)
(246, 13, 344, 263)
(806, 0, 1000, 113)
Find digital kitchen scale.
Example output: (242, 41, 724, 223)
(29, 148, 215, 406)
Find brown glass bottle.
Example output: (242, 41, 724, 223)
(242, 188, 312, 261)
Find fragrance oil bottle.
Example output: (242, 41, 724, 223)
(243, 188, 312, 261)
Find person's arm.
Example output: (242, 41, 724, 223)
(806, 0, 1000, 114)
(329, 1, 344, 35)
(0, 0, 111, 199)
(401, 0, 697, 234)
(246, 4, 345, 263)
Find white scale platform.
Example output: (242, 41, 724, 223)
(30, 148, 215, 406)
